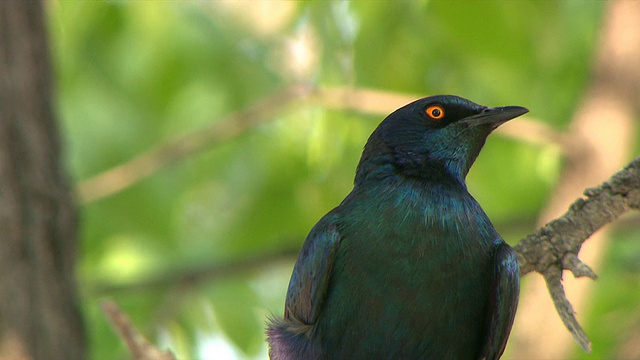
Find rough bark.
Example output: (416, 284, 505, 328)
(0, 2, 85, 359)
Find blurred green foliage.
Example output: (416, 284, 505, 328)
(45, 1, 640, 359)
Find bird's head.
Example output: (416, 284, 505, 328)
(355, 95, 528, 186)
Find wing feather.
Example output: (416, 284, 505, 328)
(267, 214, 342, 359)
(284, 214, 342, 327)
(479, 241, 520, 360)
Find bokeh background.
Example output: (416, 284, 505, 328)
(46, 1, 640, 359)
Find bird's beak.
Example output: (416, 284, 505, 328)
(461, 105, 529, 129)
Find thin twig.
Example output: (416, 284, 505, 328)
(101, 300, 176, 360)
(77, 85, 313, 204)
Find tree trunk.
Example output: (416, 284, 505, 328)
(0, 1, 85, 359)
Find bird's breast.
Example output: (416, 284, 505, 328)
(316, 181, 497, 357)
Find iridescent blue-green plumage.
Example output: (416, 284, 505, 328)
(267, 95, 525, 359)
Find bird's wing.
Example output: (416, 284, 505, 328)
(284, 214, 342, 329)
(479, 241, 520, 360)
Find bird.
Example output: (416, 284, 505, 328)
(267, 95, 526, 359)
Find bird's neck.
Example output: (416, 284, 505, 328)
(355, 155, 469, 190)
(347, 169, 497, 249)
(354, 129, 486, 187)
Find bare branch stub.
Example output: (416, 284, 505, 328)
(542, 267, 591, 352)
(514, 155, 640, 351)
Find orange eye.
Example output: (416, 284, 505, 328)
(426, 105, 445, 120)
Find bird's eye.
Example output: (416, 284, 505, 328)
(426, 105, 445, 120)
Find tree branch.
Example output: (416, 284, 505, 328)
(514, 154, 640, 351)
(91, 247, 299, 295)
(77, 85, 570, 204)
(77, 85, 312, 204)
